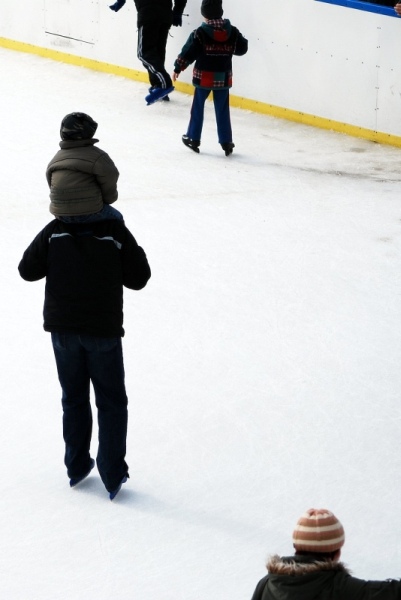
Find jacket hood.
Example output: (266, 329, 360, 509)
(201, 18, 231, 42)
(265, 555, 350, 600)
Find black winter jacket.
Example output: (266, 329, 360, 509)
(251, 555, 401, 600)
(18, 219, 151, 338)
(134, 0, 187, 26)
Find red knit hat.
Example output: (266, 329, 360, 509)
(292, 508, 345, 553)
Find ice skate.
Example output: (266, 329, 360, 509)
(182, 135, 200, 153)
(221, 142, 235, 156)
(145, 86, 174, 105)
(69, 458, 95, 488)
(109, 475, 128, 500)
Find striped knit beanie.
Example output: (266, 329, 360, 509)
(292, 508, 345, 553)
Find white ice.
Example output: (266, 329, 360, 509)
(1, 47, 401, 599)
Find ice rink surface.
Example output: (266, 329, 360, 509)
(1, 47, 401, 599)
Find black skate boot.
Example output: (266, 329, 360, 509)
(182, 135, 200, 153)
(221, 142, 235, 156)
(69, 458, 95, 488)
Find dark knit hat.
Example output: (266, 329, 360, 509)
(292, 509, 345, 553)
(201, 0, 223, 19)
(60, 112, 98, 141)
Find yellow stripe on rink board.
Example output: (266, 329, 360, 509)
(0, 36, 148, 83)
(230, 95, 401, 149)
(2, 36, 401, 149)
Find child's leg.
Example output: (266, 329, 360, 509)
(96, 204, 124, 221)
(212, 89, 233, 144)
(58, 205, 124, 224)
(186, 88, 211, 141)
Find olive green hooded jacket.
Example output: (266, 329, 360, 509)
(46, 138, 119, 217)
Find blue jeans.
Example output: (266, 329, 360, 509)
(51, 333, 129, 492)
(58, 204, 124, 224)
(187, 88, 232, 144)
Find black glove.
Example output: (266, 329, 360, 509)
(172, 10, 183, 26)
(109, 0, 126, 12)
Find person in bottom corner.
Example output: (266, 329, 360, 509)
(251, 508, 401, 600)
(46, 112, 124, 224)
(109, 0, 187, 105)
(172, 0, 248, 156)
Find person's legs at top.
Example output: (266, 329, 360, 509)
(138, 22, 173, 89)
(156, 22, 170, 77)
(155, 23, 172, 101)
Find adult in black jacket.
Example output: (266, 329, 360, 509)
(110, 0, 187, 103)
(18, 218, 151, 499)
(251, 508, 401, 600)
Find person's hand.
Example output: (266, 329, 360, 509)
(109, 0, 126, 12)
(172, 10, 183, 26)
(172, 72, 180, 81)
(395, 3, 401, 17)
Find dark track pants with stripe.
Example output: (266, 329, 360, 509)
(137, 22, 173, 89)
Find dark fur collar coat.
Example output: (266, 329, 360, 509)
(251, 554, 401, 600)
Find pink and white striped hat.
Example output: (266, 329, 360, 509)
(292, 508, 345, 553)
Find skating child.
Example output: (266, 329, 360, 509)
(172, 0, 248, 156)
(46, 112, 123, 223)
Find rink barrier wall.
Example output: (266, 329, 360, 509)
(2, 34, 401, 149)
(316, 0, 397, 17)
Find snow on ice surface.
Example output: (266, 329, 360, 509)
(1, 47, 401, 599)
